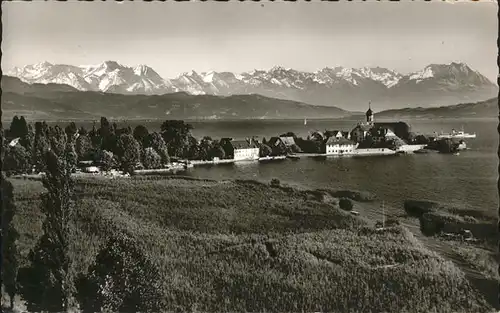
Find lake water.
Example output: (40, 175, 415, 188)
(47, 118, 498, 214)
(181, 118, 498, 215)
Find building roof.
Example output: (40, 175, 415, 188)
(279, 136, 296, 146)
(325, 137, 356, 146)
(231, 140, 259, 149)
(310, 130, 325, 139)
(268, 137, 281, 146)
(325, 130, 342, 137)
(352, 123, 373, 132)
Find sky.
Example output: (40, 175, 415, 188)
(2, 1, 497, 81)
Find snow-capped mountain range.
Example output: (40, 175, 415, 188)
(7, 61, 497, 111)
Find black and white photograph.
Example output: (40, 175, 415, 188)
(1, 1, 498, 312)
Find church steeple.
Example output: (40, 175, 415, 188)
(366, 101, 374, 124)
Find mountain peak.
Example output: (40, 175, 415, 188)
(270, 65, 292, 72)
(180, 70, 199, 78)
(33, 61, 53, 69)
(7, 61, 496, 111)
(101, 60, 122, 71)
(133, 64, 155, 76)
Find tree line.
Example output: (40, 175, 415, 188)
(3, 116, 317, 176)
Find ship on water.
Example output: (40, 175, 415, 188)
(436, 127, 476, 139)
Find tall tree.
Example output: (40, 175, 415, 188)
(208, 140, 226, 160)
(1, 120, 20, 309)
(75, 134, 93, 161)
(19, 150, 77, 312)
(8, 116, 20, 138)
(99, 117, 112, 139)
(198, 137, 213, 161)
(19, 123, 35, 166)
(33, 122, 50, 172)
(48, 126, 68, 157)
(116, 134, 141, 173)
(160, 120, 193, 157)
(142, 147, 161, 169)
(65, 122, 78, 138)
(4, 145, 31, 175)
(145, 132, 170, 165)
(99, 150, 117, 172)
(133, 125, 150, 147)
(76, 235, 166, 312)
(65, 142, 78, 173)
(78, 126, 88, 136)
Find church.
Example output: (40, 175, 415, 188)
(350, 103, 411, 145)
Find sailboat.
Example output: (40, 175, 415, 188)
(304, 118, 307, 126)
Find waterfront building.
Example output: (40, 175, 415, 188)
(268, 136, 298, 156)
(268, 136, 297, 148)
(325, 137, 357, 155)
(324, 130, 345, 140)
(350, 103, 411, 144)
(231, 139, 260, 161)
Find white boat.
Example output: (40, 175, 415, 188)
(304, 118, 307, 126)
(437, 127, 476, 139)
(456, 140, 467, 151)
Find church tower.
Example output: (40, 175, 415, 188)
(366, 101, 374, 125)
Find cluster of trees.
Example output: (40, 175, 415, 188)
(1, 121, 165, 311)
(1, 116, 215, 174)
(4, 116, 319, 175)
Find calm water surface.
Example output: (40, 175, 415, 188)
(183, 119, 498, 214)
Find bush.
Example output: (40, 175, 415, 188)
(339, 198, 353, 211)
(270, 178, 280, 188)
(404, 200, 438, 217)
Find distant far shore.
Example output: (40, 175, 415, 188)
(1, 116, 496, 124)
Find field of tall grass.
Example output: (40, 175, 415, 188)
(8, 176, 494, 312)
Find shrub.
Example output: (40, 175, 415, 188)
(339, 198, 354, 211)
(404, 200, 437, 217)
(270, 178, 281, 188)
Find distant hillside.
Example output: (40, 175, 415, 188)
(1, 75, 78, 94)
(375, 97, 498, 119)
(1, 76, 350, 121)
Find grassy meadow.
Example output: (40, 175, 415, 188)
(7, 176, 495, 312)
